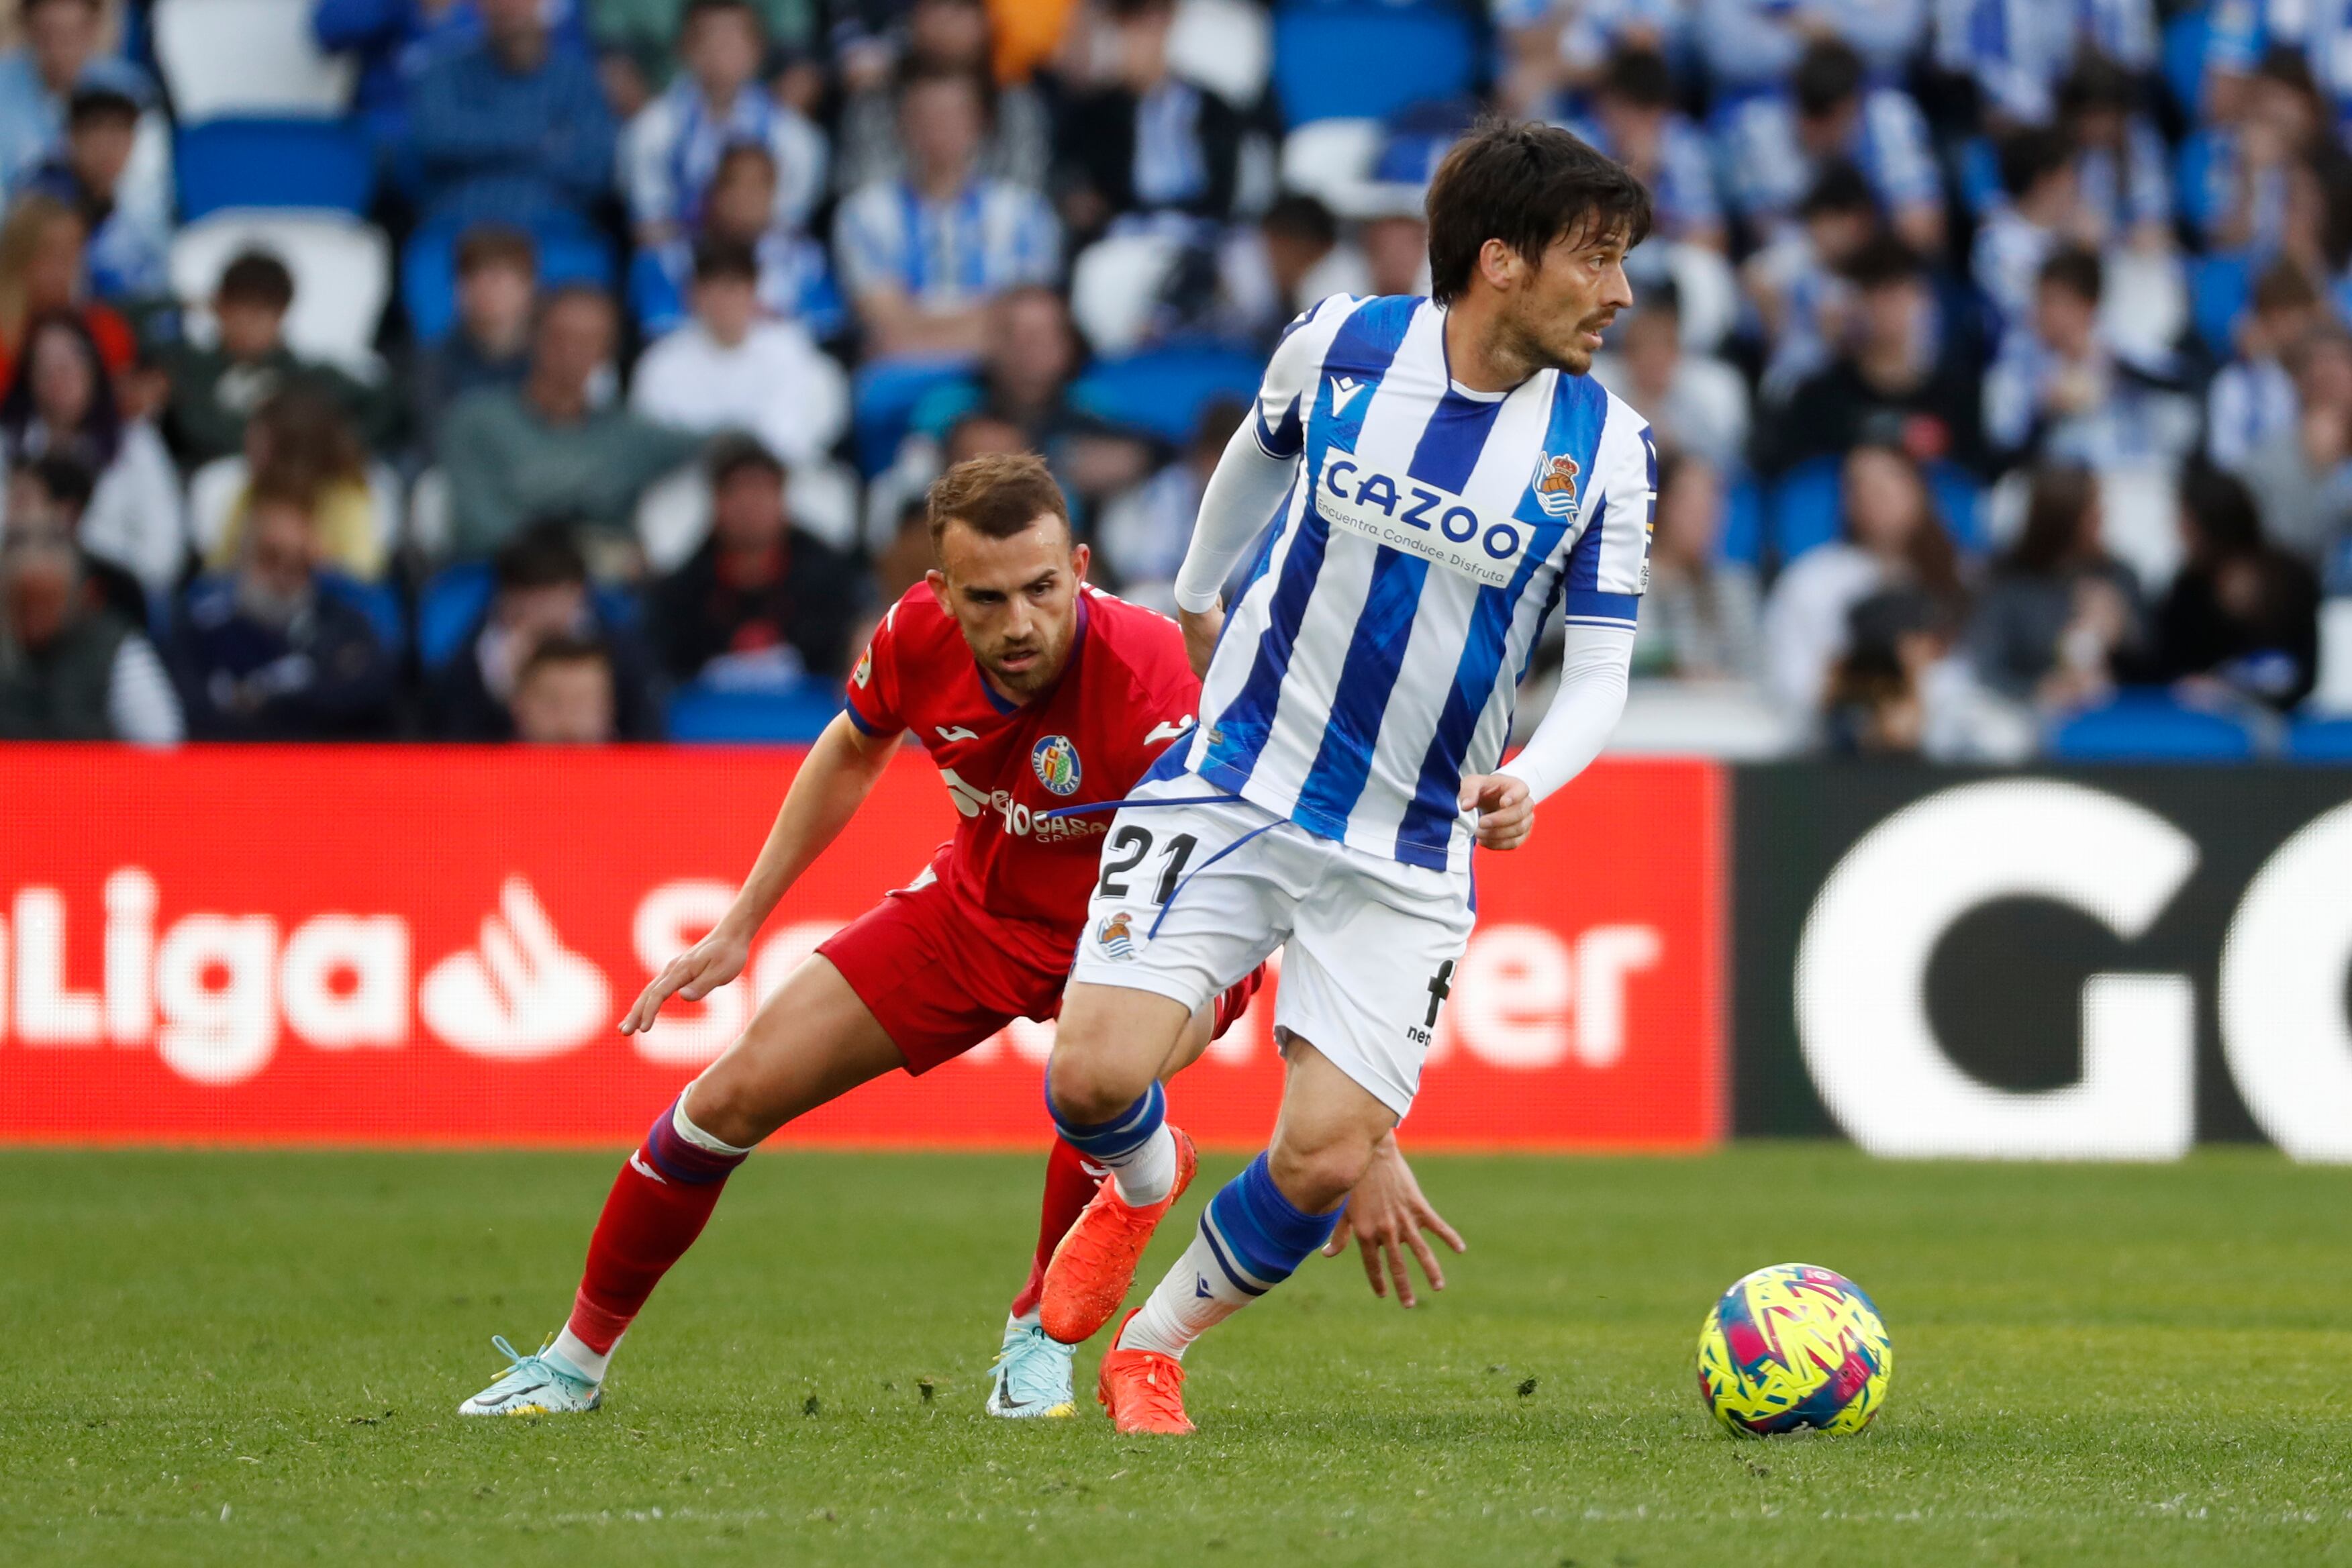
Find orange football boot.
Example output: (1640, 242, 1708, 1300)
(1038, 1126, 1197, 1344)
(1096, 1309, 1195, 1434)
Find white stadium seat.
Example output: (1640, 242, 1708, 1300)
(2313, 599, 2352, 716)
(152, 0, 356, 120)
(1169, 0, 1273, 109)
(170, 209, 392, 369)
(406, 466, 450, 560)
(636, 458, 865, 574)
(1069, 231, 1183, 356)
(1279, 118, 1383, 209)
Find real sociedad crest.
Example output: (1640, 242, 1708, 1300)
(1532, 451, 1581, 519)
(1032, 734, 1082, 796)
(1096, 912, 1136, 961)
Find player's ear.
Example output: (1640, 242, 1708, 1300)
(924, 567, 951, 613)
(1478, 237, 1520, 291)
(1069, 541, 1090, 583)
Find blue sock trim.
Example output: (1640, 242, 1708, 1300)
(1046, 1079, 1165, 1159)
(1203, 1153, 1343, 1287)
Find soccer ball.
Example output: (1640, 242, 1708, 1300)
(1694, 1263, 1892, 1436)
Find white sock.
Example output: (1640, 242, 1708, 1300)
(550, 1326, 618, 1383)
(673, 1093, 754, 1155)
(1116, 1222, 1256, 1359)
(1103, 1123, 1177, 1208)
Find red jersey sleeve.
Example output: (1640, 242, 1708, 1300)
(844, 593, 913, 736)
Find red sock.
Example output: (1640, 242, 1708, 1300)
(1010, 1136, 1106, 1319)
(566, 1101, 747, 1354)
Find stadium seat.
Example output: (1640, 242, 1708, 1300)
(2047, 692, 2259, 761)
(1071, 346, 1264, 444)
(1270, 0, 1476, 127)
(401, 225, 614, 344)
(406, 467, 450, 560)
(851, 357, 975, 475)
(1769, 456, 1987, 564)
(153, 0, 354, 120)
(417, 562, 641, 671)
(315, 571, 405, 656)
(169, 210, 392, 364)
(2188, 250, 2252, 359)
(666, 679, 846, 744)
(1277, 118, 1383, 208)
(1719, 475, 1763, 565)
(2162, 7, 2210, 117)
(175, 120, 374, 219)
(2310, 597, 2352, 714)
(1067, 230, 1183, 355)
(1924, 461, 1987, 554)
(2288, 716, 2352, 761)
(1167, 0, 1272, 109)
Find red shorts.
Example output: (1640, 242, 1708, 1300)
(817, 877, 1065, 1075)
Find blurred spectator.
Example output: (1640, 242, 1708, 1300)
(205, 387, 388, 582)
(1053, 0, 1244, 242)
(1702, 0, 1927, 104)
(1354, 191, 1431, 299)
(409, 0, 616, 234)
(159, 251, 396, 467)
(648, 433, 865, 685)
(832, 58, 1059, 361)
(2201, 0, 2335, 125)
(1965, 464, 2147, 710)
(316, 0, 504, 159)
(586, 0, 818, 109)
(168, 475, 397, 740)
(2058, 55, 2171, 254)
(1214, 194, 1361, 350)
(620, 0, 826, 248)
(629, 238, 847, 467)
(509, 631, 618, 742)
(1824, 585, 2031, 760)
(21, 85, 162, 303)
(1493, 0, 1687, 117)
(1094, 397, 1242, 608)
(2239, 326, 2352, 573)
(1724, 41, 1943, 255)
(1630, 454, 1762, 681)
(0, 508, 178, 740)
(440, 284, 699, 558)
(2196, 48, 2322, 257)
(1569, 46, 1724, 252)
(629, 140, 840, 337)
(0, 193, 130, 383)
(0, 0, 162, 219)
(2209, 261, 2321, 471)
(834, 0, 1050, 193)
(0, 309, 177, 592)
(1592, 285, 1749, 473)
(2148, 464, 2321, 710)
(412, 226, 537, 445)
(1984, 246, 2197, 467)
(430, 522, 661, 736)
(5, 450, 138, 625)
(1763, 236, 1983, 474)
(1744, 162, 1873, 403)
(1763, 443, 1964, 716)
(1933, 0, 2155, 128)
(1972, 128, 2081, 344)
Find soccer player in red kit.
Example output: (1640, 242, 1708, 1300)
(459, 454, 1459, 1421)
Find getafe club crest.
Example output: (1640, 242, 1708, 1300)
(1096, 912, 1136, 961)
(1532, 451, 1581, 519)
(1032, 734, 1082, 795)
(852, 644, 873, 688)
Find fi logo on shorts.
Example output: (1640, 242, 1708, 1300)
(1095, 912, 1137, 961)
(1032, 734, 1082, 795)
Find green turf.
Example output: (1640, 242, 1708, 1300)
(3, 1146, 2351, 1565)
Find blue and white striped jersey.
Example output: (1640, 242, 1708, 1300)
(1177, 293, 1657, 873)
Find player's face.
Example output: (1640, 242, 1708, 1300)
(928, 517, 1091, 701)
(1506, 224, 1636, 377)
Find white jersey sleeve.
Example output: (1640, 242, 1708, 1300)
(1558, 393, 1657, 627)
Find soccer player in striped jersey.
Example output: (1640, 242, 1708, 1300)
(1034, 122, 1657, 1433)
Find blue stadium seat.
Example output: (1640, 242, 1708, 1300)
(401, 224, 614, 344)
(2163, 7, 2210, 118)
(2287, 716, 2352, 761)
(1719, 475, 1763, 566)
(1271, 0, 1477, 127)
(851, 357, 977, 475)
(2049, 692, 2259, 761)
(1071, 346, 1265, 444)
(2188, 250, 2253, 359)
(1767, 456, 1843, 562)
(666, 680, 846, 744)
(1924, 461, 1988, 554)
(176, 119, 373, 220)
(416, 562, 637, 671)
(317, 573, 405, 656)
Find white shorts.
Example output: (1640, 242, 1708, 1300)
(1066, 769, 1476, 1120)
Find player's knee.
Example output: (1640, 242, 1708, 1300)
(1267, 1130, 1376, 1216)
(1044, 1046, 1138, 1128)
(680, 1064, 773, 1150)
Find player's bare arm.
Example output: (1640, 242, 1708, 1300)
(619, 709, 901, 1034)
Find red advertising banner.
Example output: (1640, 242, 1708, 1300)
(0, 746, 1723, 1148)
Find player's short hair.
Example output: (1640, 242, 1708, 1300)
(926, 451, 1070, 552)
(1424, 120, 1651, 305)
(217, 250, 295, 311)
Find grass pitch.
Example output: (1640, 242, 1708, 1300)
(3, 1145, 2350, 1566)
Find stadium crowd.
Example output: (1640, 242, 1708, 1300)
(0, 0, 2345, 757)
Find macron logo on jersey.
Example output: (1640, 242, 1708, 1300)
(1330, 375, 1368, 414)
(1316, 456, 1534, 590)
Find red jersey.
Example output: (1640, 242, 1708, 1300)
(843, 583, 1201, 971)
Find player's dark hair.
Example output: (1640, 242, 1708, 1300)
(926, 451, 1070, 551)
(1794, 40, 1865, 118)
(1424, 120, 1651, 305)
(217, 250, 295, 311)
(1601, 44, 1673, 109)
(2039, 244, 2103, 303)
(1997, 127, 2071, 199)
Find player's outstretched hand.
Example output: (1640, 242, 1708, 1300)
(1323, 1134, 1465, 1308)
(619, 929, 751, 1034)
(1176, 599, 1224, 679)
(1458, 772, 1534, 850)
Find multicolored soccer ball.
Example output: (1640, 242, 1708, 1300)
(1695, 1263, 1892, 1436)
